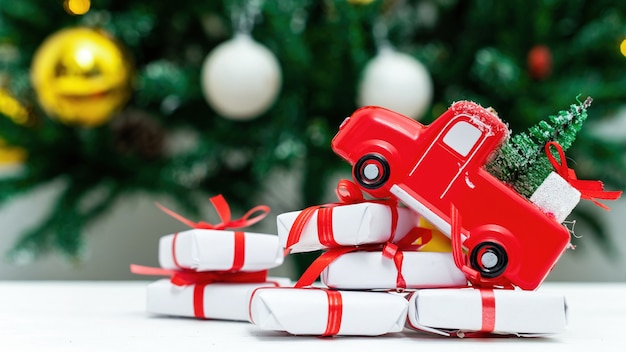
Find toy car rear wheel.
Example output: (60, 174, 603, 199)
(469, 241, 508, 279)
(354, 153, 390, 190)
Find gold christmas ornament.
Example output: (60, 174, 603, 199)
(30, 27, 134, 127)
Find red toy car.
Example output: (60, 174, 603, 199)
(331, 101, 571, 290)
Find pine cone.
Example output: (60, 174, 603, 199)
(110, 109, 165, 159)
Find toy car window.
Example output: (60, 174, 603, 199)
(442, 121, 482, 157)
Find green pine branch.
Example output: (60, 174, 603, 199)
(486, 96, 592, 198)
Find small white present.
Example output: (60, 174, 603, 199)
(249, 287, 408, 336)
(321, 251, 467, 290)
(146, 277, 291, 321)
(406, 288, 567, 337)
(158, 229, 284, 272)
(277, 202, 418, 253)
(530, 171, 581, 223)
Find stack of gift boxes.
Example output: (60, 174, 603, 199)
(247, 179, 569, 337)
(134, 182, 569, 337)
(131, 195, 290, 322)
(134, 100, 623, 338)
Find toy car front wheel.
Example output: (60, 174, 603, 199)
(469, 241, 508, 279)
(354, 153, 390, 190)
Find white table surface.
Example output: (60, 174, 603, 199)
(0, 281, 624, 352)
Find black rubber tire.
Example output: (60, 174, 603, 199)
(353, 153, 390, 190)
(469, 241, 508, 279)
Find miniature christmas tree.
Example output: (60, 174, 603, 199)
(486, 96, 592, 198)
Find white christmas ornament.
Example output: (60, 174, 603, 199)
(357, 47, 433, 120)
(201, 34, 282, 120)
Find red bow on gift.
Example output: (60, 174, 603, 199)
(156, 194, 270, 230)
(545, 141, 622, 210)
(155, 195, 271, 272)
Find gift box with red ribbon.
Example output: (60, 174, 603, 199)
(249, 287, 408, 336)
(155, 194, 284, 272)
(406, 288, 567, 337)
(158, 229, 283, 272)
(146, 277, 291, 321)
(278, 179, 419, 254)
(131, 194, 292, 321)
(320, 250, 467, 290)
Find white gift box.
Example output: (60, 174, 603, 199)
(321, 251, 467, 290)
(406, 288, 568, 337)
(530, 171, 581, 223)
(249, 287, 408, 336)
(158, 229, 284, 272)
(277, 202, 419, 253)
(146, 277, 292, 321)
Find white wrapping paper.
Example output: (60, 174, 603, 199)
(249, 287, 408, 336)
(530, 171, 581, 223)
(277, 202, 419, 253)
(146, 277, 292, 321)
(406, 288, 567, 337)
(321, 251, 467, 290)
(158, 229, 284, 272)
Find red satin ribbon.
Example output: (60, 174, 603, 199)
(450, 204, 481, 285)
(130, 264, 268, 319)
(158, 195, 269, 271)
(382, 227, 433, 289)
(323, 290, 343, 336)
(293, 226, 431, 289)
(546, 141, 622, 210)
(479, 289, 496, 332)
(194, 284, 208, 318)
(231, 231, 246, 271)
(285, 179, 399, 251)
(156, 194, 270, 230)
(294, 247, 357, 288)
(381, 243, 405, 289)
(318, 208, 339, 247)
(129, 264, 268, 286)
(171, 232, 182, 268)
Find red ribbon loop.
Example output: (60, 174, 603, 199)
(381, 242, 406, 289)
(545, 141, 622, 210)
(156, 194, 270, 230)
(335, 178, 366, 203)
(129, 264, 268, 286)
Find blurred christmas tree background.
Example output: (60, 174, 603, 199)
(0, 0, 625, 276)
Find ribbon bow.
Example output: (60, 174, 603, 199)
(129, 264, 268, 286)
(545, 141, 622, 210)
(156, 194, 270, 230)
